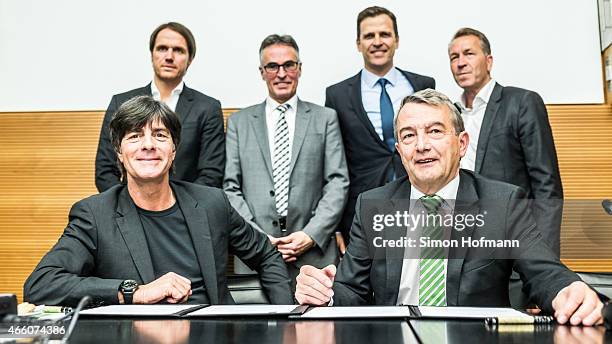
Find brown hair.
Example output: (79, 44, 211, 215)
(149, 22, 196, 61)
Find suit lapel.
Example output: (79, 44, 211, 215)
(288, 99, 311, 174)
(173, 183, 219, 304)
(384, 179, 412, 304)
(398, 68, 423, 91)
(175, 86, 195, 123)
(142, 83, 153, 96)
(348, 73, 388, 149)
(115, 188, 155, 283)
(445, 171, 480, 306)
(249, 102, 274, 176)
(474, 83, 503, 173)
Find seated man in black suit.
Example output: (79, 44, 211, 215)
(95, 22, 225, 192)
(25, 96, 292, 307)
(295, 89, 604, 326)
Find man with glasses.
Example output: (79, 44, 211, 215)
(325, 6, 435, 244)
(95, 22, 225, 192)
(224, 34, 349, 288)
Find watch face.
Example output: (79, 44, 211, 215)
(121, 280, 138, 293)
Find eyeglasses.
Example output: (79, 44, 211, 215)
(261, 60, 300, 74)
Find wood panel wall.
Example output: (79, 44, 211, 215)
(0, 105, 611, 303)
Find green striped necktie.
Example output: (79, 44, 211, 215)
(418, 194, 446, 306)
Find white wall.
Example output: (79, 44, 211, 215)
(0, 0, 603, 111)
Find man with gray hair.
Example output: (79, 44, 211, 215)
(224, 34, 349, 288)
(25, 96, 292, 307)
(448, 27, 562, 256)
(294, 89, 604, 327)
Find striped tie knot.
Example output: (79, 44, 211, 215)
(420, 195, 443, 214)
(276, 104, 289, 114)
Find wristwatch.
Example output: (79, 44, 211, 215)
(119, 280, 139, 304)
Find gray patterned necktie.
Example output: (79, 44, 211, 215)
(272, 104, 290, 216)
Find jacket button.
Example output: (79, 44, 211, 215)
(272, 220, 278, 227)
(269, 190, 275, 196)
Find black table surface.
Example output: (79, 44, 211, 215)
(62, 317, 612, 344)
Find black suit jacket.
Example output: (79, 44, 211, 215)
(325, 68, 435, 240)
(95, 84, 225, 192)
(24, 181, 292, 307)
(332, 170, 579, 314)
(472, 83, 563, 255)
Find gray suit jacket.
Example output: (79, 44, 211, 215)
(224, 99, 349, 271)
(472, 83, 563, 255)
(332, 170, 579, 314)
(24, 181, 292, 307)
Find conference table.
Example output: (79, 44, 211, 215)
(66, 317, 610, 343)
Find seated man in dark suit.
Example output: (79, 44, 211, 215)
(95, 22, 225, 192)
(25, 96, 292, 307)
(295, 89, 604, 326)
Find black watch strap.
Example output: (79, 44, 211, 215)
(119, 280, 139, 305)
(124, 291, 134, 305)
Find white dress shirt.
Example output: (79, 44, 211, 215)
(151, 80, 184, 112)
(396, 174, 460, 306)
(458, 78, 496, 171)
(361, 67, 414, 140)
(265, 95, 298, 160)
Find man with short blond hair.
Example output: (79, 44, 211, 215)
(448, 27, 563, 255)
(325, 6, 435, 243)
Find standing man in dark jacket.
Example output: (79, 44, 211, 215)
(325, 6, 435, 243)
(96, 22, 225, 192)
(447, 27, 563, 255)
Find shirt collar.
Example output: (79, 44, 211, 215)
(150, 80, 185, 99)
(265, 94, 298, 114)
(361, 66, 400, 89)
(410, 172, 461, 207)
(460, 78, 496, 109)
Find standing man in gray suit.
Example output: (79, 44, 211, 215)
(96, 22, 225, 192)
(224, 34, 349, 287)
(448, 28, 563, 255)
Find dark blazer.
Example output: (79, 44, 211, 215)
(472, 83, 563, 255)
(325, 68, 435, 241)
(95, 84, 226, 192)
(332, 170, 580, 314)
(24, 181, 293, 307)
